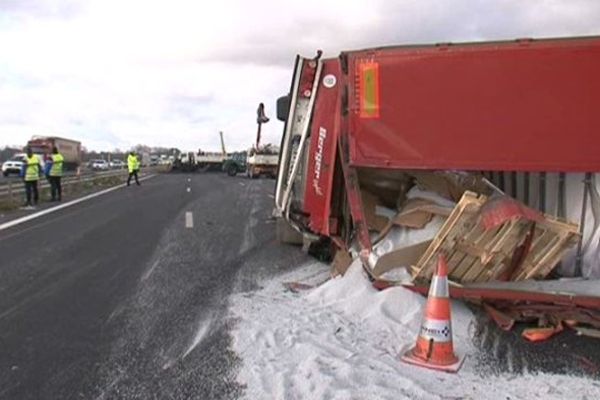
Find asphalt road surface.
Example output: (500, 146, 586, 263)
(0, 173, 309, 400)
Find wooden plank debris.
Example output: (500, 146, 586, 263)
(411, 191, 580, 284)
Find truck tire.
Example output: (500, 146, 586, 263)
(2, 171, 8, 177)
(227, 164, 237, 176)
(276, 217, 303, 245)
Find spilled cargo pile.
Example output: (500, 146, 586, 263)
(339, 171, 600, 343)
(231, 260, 600, 398)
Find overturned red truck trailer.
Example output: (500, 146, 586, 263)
(275, 36, 600, 289)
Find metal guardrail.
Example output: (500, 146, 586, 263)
(0, 167, 166, 201)
(0, 170, 106, 187)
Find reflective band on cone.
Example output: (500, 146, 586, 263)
(401, 254, 464, 373)
(429, 276, 449, 298)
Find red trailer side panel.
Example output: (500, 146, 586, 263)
(345, 37, 600, 172)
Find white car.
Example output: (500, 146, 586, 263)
(109, 160, 125, 169)
(91, 159, 109, 171)
(2, 153, 27, 177)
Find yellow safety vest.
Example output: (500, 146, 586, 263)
(25, 155, 40, 181)
(50, 153, 64, 177)
(127, 154, 140, 173)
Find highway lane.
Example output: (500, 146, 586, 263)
(0, 173, 308, 400)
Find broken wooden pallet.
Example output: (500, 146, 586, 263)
(411, 191, 580, 284)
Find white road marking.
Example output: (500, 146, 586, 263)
(186, 187, 191, 193)
(0, 174, 156, 233)
(238, 182, 245, 186)
(185, 211, 194, 228)
(187, 178, 191, 182)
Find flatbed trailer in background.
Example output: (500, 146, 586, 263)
(196, 152, 227, 171)
(196, 131, 228, 171)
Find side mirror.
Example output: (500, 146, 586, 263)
(276, 95, 290, 122)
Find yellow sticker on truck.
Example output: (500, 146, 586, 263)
(359, 61, 380, 118)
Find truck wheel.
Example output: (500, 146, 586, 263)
(227, 165, 237, 176)
(2, 171, 8, 177)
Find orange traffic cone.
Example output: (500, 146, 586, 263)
(401, 254, 464, 372)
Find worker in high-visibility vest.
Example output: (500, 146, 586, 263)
(127, 151, 141, 186)
(46, 146, 64, 201)
(20, 147, 42, 208)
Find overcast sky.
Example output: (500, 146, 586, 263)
(1, 0, 599, 152)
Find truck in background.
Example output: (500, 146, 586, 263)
(172, 135, 226, 173)
(223, 146, 279, 178)
(246, 144, 279, 178)
(222, 151, 248, 176)
(150, 154, 160, 166)
(194, 131, 227, 171)
(26, 136, 82, 171)
(247, 102, 279, 179)
(223, 145, 279, 178)
(224, 103, 279, 178)
(196, 151, 226, 171)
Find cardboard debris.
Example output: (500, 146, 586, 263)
(361, 177, 456, 234)
(369, 197, 452, 247)
(392, 198, 452, 229)
(357, 168, 412, 209)
(362, 190, 391, 232)
(331, 249, 353, 277)
(372, 240, 432, 277)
